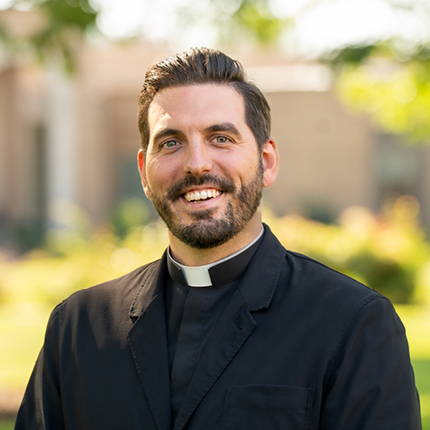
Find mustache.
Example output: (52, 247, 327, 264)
(166, 174, 236, 201)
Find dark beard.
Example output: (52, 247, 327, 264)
(148, 161, 263, 249)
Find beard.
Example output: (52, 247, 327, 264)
(148, 160, 264, 249)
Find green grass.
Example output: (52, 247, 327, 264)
(413, 359, 430, 429)
(396, 305, 430, 428)
(0, 420, 14, 430)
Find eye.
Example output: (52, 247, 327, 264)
(163, 140, 178, 149)
(215, 135, 229, 144)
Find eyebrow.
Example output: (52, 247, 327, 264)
(204, 123, 241, 136)
(152, 128, 185, 144)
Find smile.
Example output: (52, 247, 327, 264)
(183, 189, 221, 203)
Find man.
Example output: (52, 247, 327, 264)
(16, 47, 421, 429)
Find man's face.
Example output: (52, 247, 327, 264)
(138, 84, 275, 250)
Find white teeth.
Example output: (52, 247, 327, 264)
(184, 189, 220, 202)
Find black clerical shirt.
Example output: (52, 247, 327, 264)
(165, 230, 264, 423)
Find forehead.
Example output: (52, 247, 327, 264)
(147, 84, 246, 132)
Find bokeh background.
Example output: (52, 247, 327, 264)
(1, 0, 430, 427)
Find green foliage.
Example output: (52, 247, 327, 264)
(325, 41, 430, 144)
(229, 0, 288, 46)
(110, 198, 152, 239)
(335, 59, 430, 144)
(321, 0, 430, 143)
(39, 0, 96, 28)
(265, 199, 430, 304)
(35, 0, 97, 71)
(322, 44, 380, 69)
(175, 0, 290, 47)
(0, 0, 98, 72)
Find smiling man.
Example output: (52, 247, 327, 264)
(16, 48, 421, 430)
(138, 83, 275, 263)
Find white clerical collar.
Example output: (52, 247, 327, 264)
(168, 226, 264, 287)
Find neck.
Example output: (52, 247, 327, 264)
(169, 216, 263, 266)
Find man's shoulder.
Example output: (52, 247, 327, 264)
(259, 224, 385, 306)
(56, 259, 162, 315)
(282, 248, 387, 311)
(268, 248, 401, 352)
(286, 249, 372, 288)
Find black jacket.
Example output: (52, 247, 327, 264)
(15, 225, 421, 429)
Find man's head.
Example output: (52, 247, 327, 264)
(138, 47, 271, 154)
(137, 49, 278, 261)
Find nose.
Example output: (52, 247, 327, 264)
(184, 141, 213, 176)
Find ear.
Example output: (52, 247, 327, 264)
(137, 149, 152, 199)
(262, 138, 279, 188)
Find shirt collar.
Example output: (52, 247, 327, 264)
(167, 226, 264, 287)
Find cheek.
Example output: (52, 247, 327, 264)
(146, 160, 177, 190)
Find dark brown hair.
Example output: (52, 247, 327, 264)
(138, 47, 271, 153)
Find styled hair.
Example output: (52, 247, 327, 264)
(138, 47, 271, 153)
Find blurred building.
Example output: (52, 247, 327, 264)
(1, 10, 429, 249)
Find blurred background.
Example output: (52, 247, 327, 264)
(1, 0, 430, 427)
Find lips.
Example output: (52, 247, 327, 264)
(166, 174, 236, 202)
(183, 189, 221, 202)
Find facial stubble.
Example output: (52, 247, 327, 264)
(147, 159, 264, 249)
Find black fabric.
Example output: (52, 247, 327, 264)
(165, 231, 262, 423)
(165, 279, 189, 371)
(168, 280, 239, 423)
(15, 224, 421, 430)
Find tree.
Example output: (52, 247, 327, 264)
(321, 42, 430, 144)
(0, 0, 98, 71)
(210, 0, 289, 46)
(320, 0, 430, 144)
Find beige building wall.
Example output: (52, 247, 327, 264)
(72, 42, 173, 223)
(0, 66, 46, 223)
(265, 91, 375, 218)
